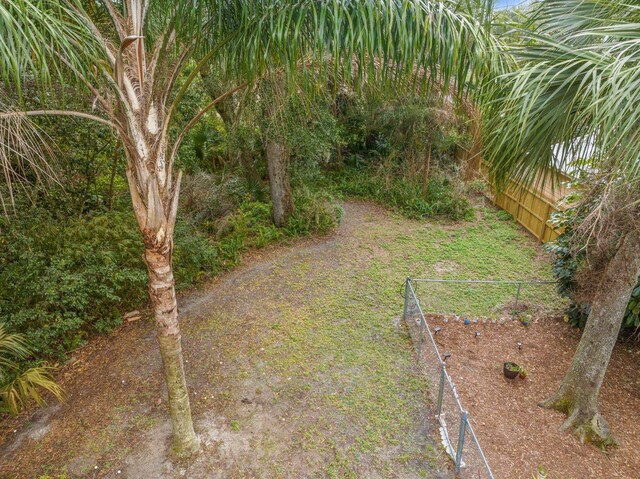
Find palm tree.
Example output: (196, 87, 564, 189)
(1, 0, 493, 456)
(0, 323, 64, 415)
(482, 0, 640, 446)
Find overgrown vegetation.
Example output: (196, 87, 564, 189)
(327, 166, 472, 221)
(0, 88, 474, 373)
(546, 223, 640, 333)
(327, 95, 474, 221)
(0, 180, 339, 360)
(0, 12, 477, 415)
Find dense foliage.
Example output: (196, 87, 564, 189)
(327, 95, 473, 221)
(0, 67, 473, 377)
(0, 182, 339, 359)
(546, 230, 640, 332)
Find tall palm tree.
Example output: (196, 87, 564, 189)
(1, 0, 493, 456)
(482, 0, 640, 446)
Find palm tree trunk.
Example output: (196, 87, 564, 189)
(144, 247, 200, 457)
(265, 138, 294, 227)
(125, 134, 200, 457)
(541, 229, 640, 446)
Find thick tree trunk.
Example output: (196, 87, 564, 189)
(265, 138, 294, 227)
(145, 247, 200, 457)
(541, 229, 640, 446)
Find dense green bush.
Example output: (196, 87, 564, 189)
(326, 166, 473, 221)
(545, 230, 640, 331)
(324, 93, 474, 222)
(0, 210, 146, 357)
(0, 176, 340, 360)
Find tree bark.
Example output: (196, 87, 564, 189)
(265, 138, 294, 227)
(125, 132, 200, 457)
(144, 247, 200, 457)
(541, 229, 640, 446)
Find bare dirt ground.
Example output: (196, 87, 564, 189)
(419, 312, 640, 479)
(0, 201, 450, 479)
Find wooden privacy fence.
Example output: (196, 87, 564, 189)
(479, 162, 571, 243)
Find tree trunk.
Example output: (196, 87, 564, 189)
(422, 150, 431, 197)
(125, 134, 200, 457)
(145, 246, 200, 457)
(265, 138, 294, 227)
(541, 229, 640, 446)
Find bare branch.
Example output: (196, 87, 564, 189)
(104, 0, 126, 41)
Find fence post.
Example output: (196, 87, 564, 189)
(417, 317, 425, 361)
(455, 411, 468, 474)
(436, 363, 445, 416)
(514, 283, 522, 309)
(403, 277, 411, 321)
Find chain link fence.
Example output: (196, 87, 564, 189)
(403, 277, 558, 478)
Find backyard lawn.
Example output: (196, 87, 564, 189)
(1, 200, 559, 478)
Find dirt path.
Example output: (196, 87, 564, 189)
(1, 201, 455, 479)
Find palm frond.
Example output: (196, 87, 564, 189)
(0, 0, 100, 95)
(482, 0, 640, 189)
(0, 366, 65, 416)
(0, 95, 57, 216)
(0, 323, 64, 415)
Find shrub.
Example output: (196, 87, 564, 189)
(0, 209, 220, 358)
(0, 174, 341, 361)
(0, 211, 147, 357)
(545, 230, 640, 331)
(326, 166, 473, 221)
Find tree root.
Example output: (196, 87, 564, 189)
(540, 392, 617, 449)
(173, 434, 201, 459)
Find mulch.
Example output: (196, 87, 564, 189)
(423, 312, 640, 479)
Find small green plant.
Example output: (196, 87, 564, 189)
(230, 419, 241, 432)
(532, 466, 548, 479)
(0, 323, 64, 415)
(496, 210, 514, 222)
(505, 363, 520, 372)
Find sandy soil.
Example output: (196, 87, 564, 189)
(0, 201, 448, 479)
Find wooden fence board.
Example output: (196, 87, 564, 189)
(479, 162, 571, 243)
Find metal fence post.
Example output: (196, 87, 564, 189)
(403, 277, 411, 321)
(454, 411, 468, 474)
(415, 317, 424, 362)
(436, 363, 445, 416)
(514, 282, 522, 308)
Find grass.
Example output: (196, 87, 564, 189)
(189, 201, 557, 476)
(7, 200, 558, 478)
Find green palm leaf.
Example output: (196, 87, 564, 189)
(0, 323, 64, 415)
